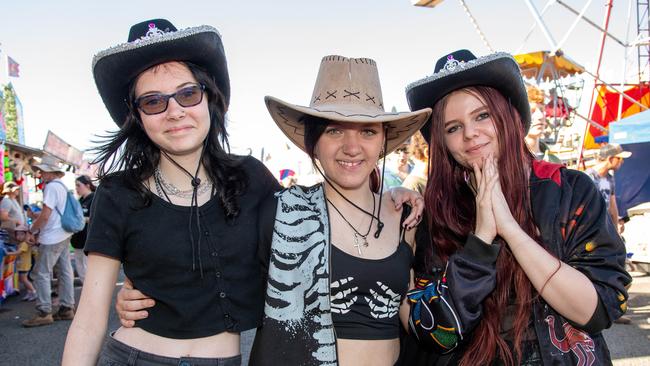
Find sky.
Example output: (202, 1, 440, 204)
(0, 0, 639, 165)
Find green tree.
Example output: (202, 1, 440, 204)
(2, 84, 18, 142)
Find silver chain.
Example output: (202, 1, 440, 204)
(154, 166, 212, 199)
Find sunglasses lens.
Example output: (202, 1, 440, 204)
(135, 84, 204, 115)
(175, 85, 203, 107)
(138, 95, 168, 115)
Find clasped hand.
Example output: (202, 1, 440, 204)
(472, 155, 520, 244)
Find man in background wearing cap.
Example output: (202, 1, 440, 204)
(586, 143, 633, 324)
(586, 143, 632, 231)
(22, 155, 75, 327)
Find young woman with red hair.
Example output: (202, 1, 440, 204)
(401, 50, 631, 366)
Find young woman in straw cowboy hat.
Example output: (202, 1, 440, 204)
(402, 50, 631, 366)
(247, 55, 431, 366)
(64, 20, 423, 366)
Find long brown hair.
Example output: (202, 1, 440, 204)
(424, 86, 539, 365)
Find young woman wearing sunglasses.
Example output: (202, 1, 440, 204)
(62, 19, 270, 366)
(63, 20, 423, 366)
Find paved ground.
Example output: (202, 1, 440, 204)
(1, 271, 649, 365)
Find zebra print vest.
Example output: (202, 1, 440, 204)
(250, 184, 338, 366)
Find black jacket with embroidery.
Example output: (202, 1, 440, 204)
(402, 161, 631, 366)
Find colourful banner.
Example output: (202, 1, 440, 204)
(0, 87, 5, 142)
(585, 84, 650, 149)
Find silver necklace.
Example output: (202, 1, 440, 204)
(326, 194, 376, 256)
(154, 166, 212, 199)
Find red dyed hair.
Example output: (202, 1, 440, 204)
(424, 86, 540, 366)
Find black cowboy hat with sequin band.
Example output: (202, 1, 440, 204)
(92, 18, 230, 126)
(406, 49, 530, 144)
(265, 55, 432, 156)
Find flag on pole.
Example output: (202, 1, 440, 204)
(7, 56, 20, 77)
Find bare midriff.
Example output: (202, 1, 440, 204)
(113, 327, 240, 358)
(337, 338, 399, 366)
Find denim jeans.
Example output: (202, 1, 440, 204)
(98, 334, 242, 366)
(73, 248, 87, 283)
(32, 237, 75, 313)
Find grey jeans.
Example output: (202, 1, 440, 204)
(32, 237, 75, 313)
(98, 334, 242, 366)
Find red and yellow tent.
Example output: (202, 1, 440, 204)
(585, 84, 650, 149)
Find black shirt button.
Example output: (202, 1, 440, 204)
(215, 271, 222, 278)
(204, 230, 210, 236)
(211, 251, 218, 257)
(224, 314, 230, 318)
(220, 292, 227, 298)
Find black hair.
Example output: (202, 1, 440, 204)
(302, 114, 330, 161)
(75, 175, 97, 192)
(91, 61, 247, 218)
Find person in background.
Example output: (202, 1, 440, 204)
(585, 143, 631, 233)
(524, 84, 547, 159)
(382, 142, 412, 190)
(23, 155, 76, 327)
(401, 132, 428, 195)
(4, 224, 37, 301)
(586, 143, 633, 325)
(1, 181, 27, 229)
(70, 175, 96, 284)
(403, 49, 630, 365)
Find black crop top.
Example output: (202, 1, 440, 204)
(330, 227, 413, 340)
(85, 156, 280, 339)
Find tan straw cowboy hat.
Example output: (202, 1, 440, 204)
(265, 55, 431, 154)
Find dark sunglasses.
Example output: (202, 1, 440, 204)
(134, 83, 206, 115)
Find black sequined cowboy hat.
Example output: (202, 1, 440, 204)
(92, 19, 230, 126)
(405, 49, 530, 144)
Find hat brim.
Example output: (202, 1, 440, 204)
(1, 187, 19, 194)
(265, 96, 431, 155)
(615, 151, 632, 158)
(93, 26, 229, 126)
(32, 163, 64, 173)
(406, 54, 530, 144)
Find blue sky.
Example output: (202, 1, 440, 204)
(0, 0, 636, 160)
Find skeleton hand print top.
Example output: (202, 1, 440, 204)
(330, 238, 413, 340)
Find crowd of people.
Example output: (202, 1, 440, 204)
(0, 17, 636, 366)
(0, 159, 95, 327)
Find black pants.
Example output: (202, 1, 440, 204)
(97, 334, 242, 366)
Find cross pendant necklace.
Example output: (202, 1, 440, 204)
(326, 195, 375, 256)
(353, 232, 369, 256)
